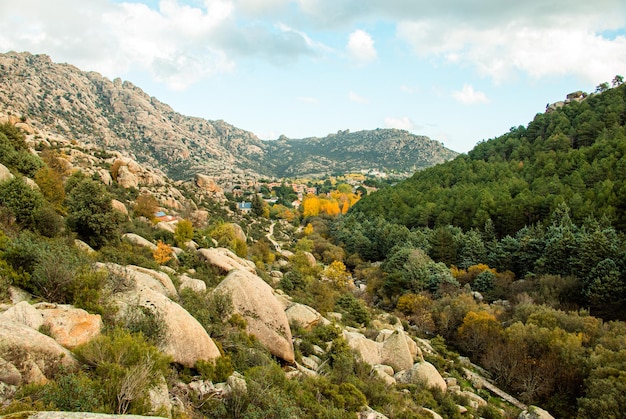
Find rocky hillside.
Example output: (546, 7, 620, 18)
(0, 51, 267, 182)
(0, 51, 457, 181)
(265, 129, 458, 177)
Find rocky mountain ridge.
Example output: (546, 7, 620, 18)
(0, 51, 457, 181)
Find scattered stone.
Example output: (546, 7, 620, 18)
(0, 163, 14, 182)
(358, 406, 389, 419)
(111, 199, 128, 217)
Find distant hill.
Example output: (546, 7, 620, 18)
(264, 129, 458, 177)
(352, 81, 626, 235)
(0, 51, 457, 181)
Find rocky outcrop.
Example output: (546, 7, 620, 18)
(198, 247, 256, 274)
(394, 361, 446, 392)
(195, 174, 223, 194)
(214, 269, 294, 363)
(94, 262, 218, 367)
(0, 320, 78, 385)
(36, 304, 102, 350)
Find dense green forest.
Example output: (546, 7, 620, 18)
(353, 83, 626, 235)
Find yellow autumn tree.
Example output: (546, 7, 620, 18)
(323, 260, 351, 289)
(153, 240, 173, 265)
(458, 310, 502, 355)
(320, 198, 340, 216)
(302, 194, 321, 217)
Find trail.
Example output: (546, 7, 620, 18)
(266, 221, 281, 253)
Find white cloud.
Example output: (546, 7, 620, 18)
(396, 9, 626, 84)
(347, 29, 377, 63)
(384, 116, 415, 130)
(452, 84, 490, 105)
(348, 91, 369, 104)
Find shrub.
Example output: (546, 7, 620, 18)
(74, 328, 171, 415)
(335, 293, 371, 327)
(0, 176, 45, 228)
(65, 178, 124, 249)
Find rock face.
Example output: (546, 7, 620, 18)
(37, 304, 103, 350)
(215, 269, 294, 363)
(198, 247, 256, 274)
(394, 361, 447, 392)
(0, 320, 78, 385)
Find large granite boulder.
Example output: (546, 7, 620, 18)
(285, 303, 326, 330)
(214, 269, 294, 363)
(95, 263, 219, 367)
(0, 320, 78, 385)
(36, 304, 102, 350)
(97, 263, 177, 298)
(114, 287, 221, 368)
(122, 233, 158, 251)
(394, 361, 446, 392)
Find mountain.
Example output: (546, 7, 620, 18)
(0, 51, 267, 182)
(0, 51, 457, 181)
(264, 129, 458, 177)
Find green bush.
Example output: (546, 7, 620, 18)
(0, 176, 45, 228)
(65, 178, 124, 249)
(335, 293, 371, 327)
(74, 328, 171, 415)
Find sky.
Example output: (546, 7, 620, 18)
(1, 1, 626, 153)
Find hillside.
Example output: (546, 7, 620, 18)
(352, 82, 626, 235)
(0, 114, 532, 419)
(265, 129, 458, 177)
(0, 51, 457, 181)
